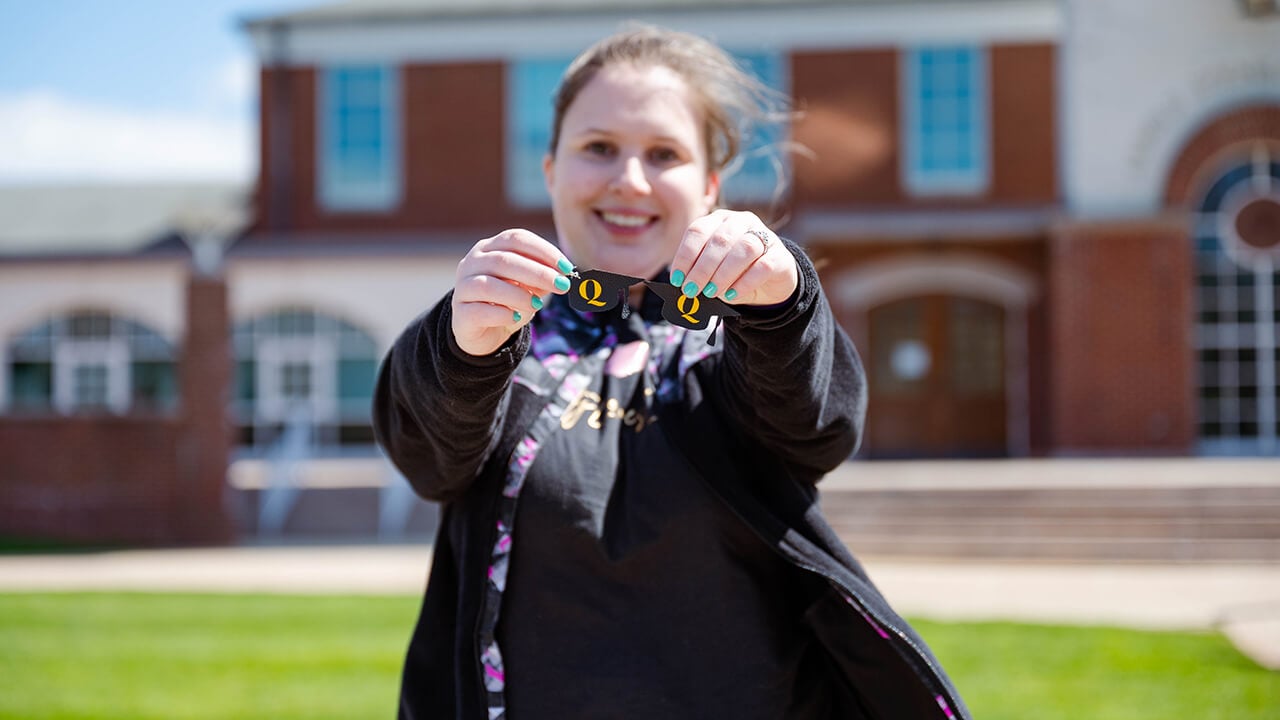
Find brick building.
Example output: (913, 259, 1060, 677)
(236, 0, 1280, 458)
(0, 185, 242, 544)
(2, 0, 1278, 544)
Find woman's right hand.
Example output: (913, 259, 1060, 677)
(451, 229, 574, 357)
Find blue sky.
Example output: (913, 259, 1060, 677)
(0, 0, 315, 184)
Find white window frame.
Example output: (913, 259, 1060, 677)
(0, 345, 9, 411)
(318, 64, 402, 212)
(902, 45, 990, 196)
(256, 336, 337, 424)
(53, 340, 129, 414)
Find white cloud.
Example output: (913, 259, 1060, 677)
(0, 90, 255, 183)
(214, 54, 256, 110)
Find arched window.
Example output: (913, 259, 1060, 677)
(232, 308, 380, 452)
(1193, 150, 1280, 455)
(4, 310, 177, 415)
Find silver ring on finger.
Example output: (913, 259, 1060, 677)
(746, 227, 776, 254)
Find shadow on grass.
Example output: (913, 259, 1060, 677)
(0, 536, 133, 556)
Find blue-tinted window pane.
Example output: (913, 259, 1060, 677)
(72, 364, 110, 410)
(507, 57, 572, 207)
(339, 358, 377, 401)
(321, 65, 399, 210)
(906, 46, 987, 194)
(277, 310, 315, 336)
(10, 362, 52, 410)
(10, 322, 54, 361)
(122, 320, 174, 361)
(233, 359, 255, 407)
(132, 361, 177, 412)
(720, 51, 788, 205)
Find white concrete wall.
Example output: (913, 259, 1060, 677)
(0, 260, 188, 343)
(1064, 0, 1280, 218)
(226, 255, 458, 350)
(0, 254, 457, 357)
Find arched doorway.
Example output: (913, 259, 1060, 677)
(838, 255, 1038, 458)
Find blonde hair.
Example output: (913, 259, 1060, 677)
(549, 25, 790, 185)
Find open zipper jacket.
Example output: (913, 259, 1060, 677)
(374, 239, 970, 720)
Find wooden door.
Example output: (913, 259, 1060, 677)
(864, 295, 1007, 457)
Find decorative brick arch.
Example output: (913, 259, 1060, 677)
(1163, 104, 1280, 207)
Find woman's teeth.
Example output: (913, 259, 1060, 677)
(601, 212, 650, 228)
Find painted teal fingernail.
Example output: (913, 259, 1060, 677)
(512, 311, 522, 322)
(531, 295, 544, 311)
(557, 258, 574, 274)
(670, 269, 685, 287)
(554, 275, 571, 292)
(724, 288, 739, 301)
(702, 282, 718, 298)
(682, 281, 699, 298)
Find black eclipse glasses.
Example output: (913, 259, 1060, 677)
(566, 268, 739, 335)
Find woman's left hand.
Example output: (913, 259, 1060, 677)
(668, 209, 798, 306)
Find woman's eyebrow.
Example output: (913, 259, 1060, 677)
(576, 127, 688, 146)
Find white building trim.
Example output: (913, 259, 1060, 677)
(248, 1, 1062, 65)
(836, 254, 1039, 310)
(227, 256, 457, 351)
(0, 263, 187, 347)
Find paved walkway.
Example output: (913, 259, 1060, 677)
(1, 544, 1278, 670)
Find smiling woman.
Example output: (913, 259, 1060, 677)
(373, 24, 970, 720)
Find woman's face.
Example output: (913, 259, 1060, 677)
(544, 63, 720, 280)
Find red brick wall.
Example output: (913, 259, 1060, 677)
(0, 418, 185, 544)
(253, 43, 1057, 237)
(791, 48, 902, 207)
(255, 62, 554, 238)
(989, 44, 1057, 203)
(1048, 219, 1195, 452)
(791, 43, 1057, 209)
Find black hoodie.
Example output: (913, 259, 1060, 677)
(374, 239, 970, 720)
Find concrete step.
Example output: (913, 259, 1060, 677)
(819, 476, 1280, 561)
(226, 457, 1280, 562)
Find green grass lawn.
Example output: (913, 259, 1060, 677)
(0, 593, 1276, 719)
